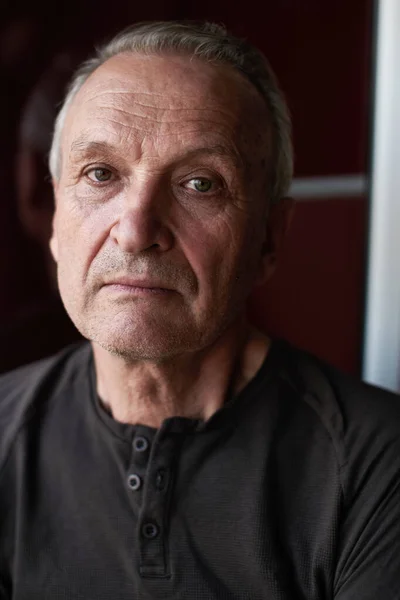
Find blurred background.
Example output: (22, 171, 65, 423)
(1, 0, 397, 389)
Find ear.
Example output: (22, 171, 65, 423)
(49, 179, 59, 262)
(256, 196, 295, 286)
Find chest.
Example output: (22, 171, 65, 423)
(4, 419, 340, 600)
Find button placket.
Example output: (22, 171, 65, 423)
(138, 429, 185, 578)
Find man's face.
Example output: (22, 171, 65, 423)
(51, 53, 274, 360)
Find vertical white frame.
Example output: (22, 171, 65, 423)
(363, 0, 400, 392)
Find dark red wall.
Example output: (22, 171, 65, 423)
(249, 198, 367, 374)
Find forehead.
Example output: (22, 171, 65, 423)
(62, 53, 270, 166)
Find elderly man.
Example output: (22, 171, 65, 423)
(1, 20, 399, 600)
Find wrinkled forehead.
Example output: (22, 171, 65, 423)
(62, 53, 271, 168)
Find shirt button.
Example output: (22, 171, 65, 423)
(127, 474, 142, 490)
(142, 522, 159, 539)
(155, 468, 167, 490)
(133, 436, 149, 452)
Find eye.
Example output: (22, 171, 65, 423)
(186, 178, 213, 193)
(86, 167, 113, 183)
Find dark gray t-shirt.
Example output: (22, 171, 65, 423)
(0, 340, 400, 599)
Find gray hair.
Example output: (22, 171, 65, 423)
(49, 21, 293, 204)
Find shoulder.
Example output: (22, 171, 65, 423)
(274, 339, 400, 432)
(273, 340, 400, 493)
(0, 342, 91, 474)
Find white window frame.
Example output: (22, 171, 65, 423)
(362, 0, 400, 392)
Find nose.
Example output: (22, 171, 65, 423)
(110, 183, 174, 254)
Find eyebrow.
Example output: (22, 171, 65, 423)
(68, 137, 244, 169)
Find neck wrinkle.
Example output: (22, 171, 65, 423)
(92, 320, 270, 429)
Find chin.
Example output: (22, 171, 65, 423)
(68, 301, 234, 362)
(97, 341, 182, 362)
(85, 319, 199, 362)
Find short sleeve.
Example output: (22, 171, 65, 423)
(334, 402, 400, 599)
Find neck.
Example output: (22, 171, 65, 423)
(92, 319, 270, 429)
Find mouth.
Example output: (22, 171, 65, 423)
(102, 277, 174, 295)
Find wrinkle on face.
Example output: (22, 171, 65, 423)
(52, 52, 273, 360)
(60, 53, 270, 189)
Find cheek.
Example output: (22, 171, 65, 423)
(55, 192, 120, 275)
(192, 212, 264, 289)
(176, 214, 249, 295)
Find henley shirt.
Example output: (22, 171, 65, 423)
(0, 340, 400, 599)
